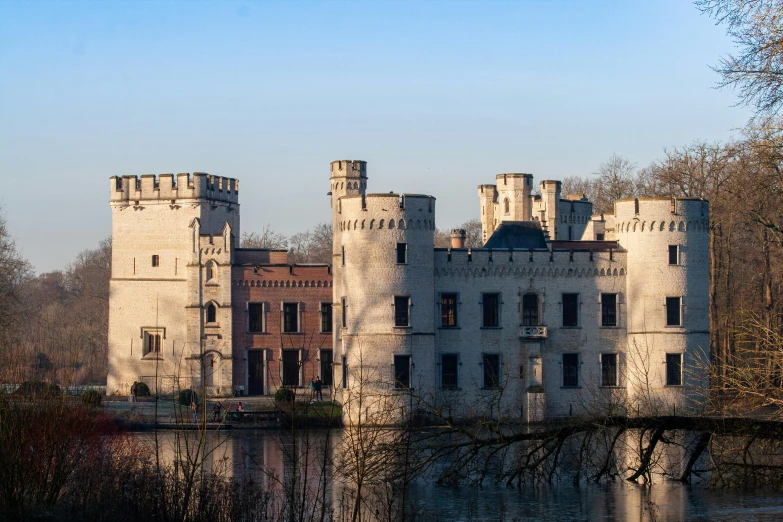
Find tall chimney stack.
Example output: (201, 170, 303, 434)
(450, 229, 466, 249)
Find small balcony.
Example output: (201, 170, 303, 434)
(520, 325, 548, 339)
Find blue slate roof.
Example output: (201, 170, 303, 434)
(483, 221, 548, 250)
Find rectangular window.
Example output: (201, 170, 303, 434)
(666, 353, 683, 386)
(320, 302, 332, 333)
(282, 350, 300, 386)
(666, 297, 681, 326)
(596, 233, 605, 240)
(668, 245, 679, 265)
(341, 246, 345, 266)
(482, 293, 500, 327)
(396, 242, 407, 264)
(342, 355, 347, 389)
(562, 353, 579, 387)
(562, 293, 579, 327)
(394, 296, 410, 327)
(320, 349, 333, 386)
(394, 354, 411, 388)
(441, 354, 458, 388)
(601, 294, 617, 327)
(151, 255, 160, 267)
(483, 353, 500, 388)
(248, 303, 264, 333)
(283, 303, 299, 333)
(601, 353, 618, 387)
(143, 331, 161, 355)
(441, 293, 458, 327)
(522, 294, 539, 326)
(341, 297, 347, 328)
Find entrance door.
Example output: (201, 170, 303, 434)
(248, 350, 264, 395)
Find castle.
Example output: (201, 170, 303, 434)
(107, 161, 709, 421)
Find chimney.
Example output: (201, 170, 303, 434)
(450, 229, 466, 249)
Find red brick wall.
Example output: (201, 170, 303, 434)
(232, 264, 333, 395)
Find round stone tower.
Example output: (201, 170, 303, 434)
(333, 180, 436, 423)
(615, 197, 710, 414)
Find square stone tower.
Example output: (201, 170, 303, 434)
(107, 173, 239, 397)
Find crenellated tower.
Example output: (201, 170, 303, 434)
(107, 173, 239, 397)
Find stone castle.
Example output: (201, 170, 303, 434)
(107, 161, 709, 421)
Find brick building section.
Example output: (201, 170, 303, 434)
(232, 264, 333, 396)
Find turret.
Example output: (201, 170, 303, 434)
(540, 180, 561, 240)
(477, 184, 498, 245)
(495, 173, 534, 222)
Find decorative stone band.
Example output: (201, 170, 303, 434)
(520, 326, 548, 339)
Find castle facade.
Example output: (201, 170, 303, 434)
(107, 161, 709, 421)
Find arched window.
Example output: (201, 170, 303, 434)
(504, 198, 510, 215)
(206, 261, 215, 281)
(207, 303, 217, 323)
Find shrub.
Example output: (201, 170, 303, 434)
(82, 390, 102, 407)
(275, 388, 294, 403)
(134, 382, 150, 397)
(179, 389, 198, 406)
(13, 381, 61, 398)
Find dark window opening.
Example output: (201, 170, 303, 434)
(341, 246, 345, 266)
(562, 293, 579, 327)
(563, 353, 579, 387)
(206, 261, 214, 280)
(152, 255, 159, 267)
(666, 297, 681, 326)
(341, 297, 347, 328)
(441, 354, 458, 388)
(283, 303, 299, 333)
(342, 355, 347, 389)
(394, 296, 410, 327)
(483, 354, 500, 389)
(601, 294, 617, 327)
(282, 350, 300, 387)
(668, 245, 678, 265)
(320, 349, 333, 386)
(394, 354, 411, 388)
(522, 294, 539, 326)
(206, 303, 217, 323)
(601, 353, 618, 386)
(596, 233, 605, 240)
(248, 303, 264, 333)
(396, 243, 407, 264)
(441, 293, 458, 327)
(320, 303, 332, 333)
(666, 353, 682, 386)
(144, 332, 161, 355)
(482, 293, 500, 327)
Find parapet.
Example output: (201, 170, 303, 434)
(109, 173, 239, 204)
(495, 173, 534, 190)
(337, 193, 436, 232)
(330, 160, 367, 179)
(614, 197, 709, 223)
(540, 180, 562, 191)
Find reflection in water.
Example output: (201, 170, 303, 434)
(132, 430, 783, 522)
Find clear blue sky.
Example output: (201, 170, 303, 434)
(0, 0, 749, 273)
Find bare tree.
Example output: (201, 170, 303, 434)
(592, 154, 637, 213)
(699, 0, 783, 117)
(289, 223, 332, 264)
(241, 225, 289, 249)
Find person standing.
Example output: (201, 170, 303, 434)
(212, 401, 222, 422)
(191, 399, 198, 423)
(130, 381, 137, 404)
(309, 378, 316, 401)
(315, 376, 323, 401)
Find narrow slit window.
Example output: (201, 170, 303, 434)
(666, 297, 681, 326)
(206, 303, 217, 324)
(394, 296, 410, 327)
(668, 245, 679, 265)
(396, 243, 407, 264)
(151, 255, 160, 267)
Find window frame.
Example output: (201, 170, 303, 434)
(665, 353, 683, 386)
(393, 354, 412, 389)
(142, 329, 163, 357)
(320, 349, 333, 387)
(482, 353, 501, 389)
(396, 242, 408, 264)
(601, 293, 617, 327)
(481, 292, 501, 328)
(394, 295, 411, 328)
(522, 293, 539, 326)
(562, 353, 580, 388)
(281, 349, 302, 387)
(320, 302, 333, 333)
(282, 302, 300, 333)
(341, 297, 347, 328)
(600, 353, 618, 387)
(247, 302, 265, 333)
(440, 293, 459, 328)
(668, 245, 679, 265)
(151, 255, 160, 267)
(665, 296, 682, 327)
(206, 303, 217, 324)
(440, 353, 459, 389)
(562, 293, 579, 327)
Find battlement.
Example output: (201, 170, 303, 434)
(614, 197, 709, 225)
(338, 193, 435, 231)
(434, 248, 627, 277)
(330, 160, 367, 179)
(540, 180, 562, 191)
(109, 173, 239, 204)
